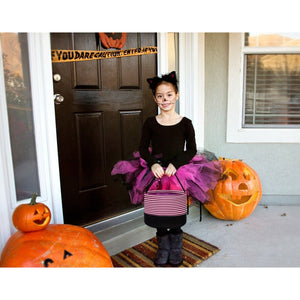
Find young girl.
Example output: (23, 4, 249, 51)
(111, 71, 221, 267)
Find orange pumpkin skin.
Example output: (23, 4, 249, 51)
(0, 224, 113, 267)
(204, 159, 262, 221)
(12, 193, 51, 232)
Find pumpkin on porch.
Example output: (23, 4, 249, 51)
(0, 224, 113, 267)
(12, 193, 51, 232)
(204, 158, 262, 221)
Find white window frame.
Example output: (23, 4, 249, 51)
(227, 33, 300, 143)
(0, 33, 63, 252)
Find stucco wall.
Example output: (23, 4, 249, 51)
(204, 33, 300, 204)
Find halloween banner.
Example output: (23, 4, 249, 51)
(52, 46, 158, 63)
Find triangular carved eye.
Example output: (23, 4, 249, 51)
(243, 170, 251, 180)
(223, 168, 238, 180)
(34, 209, 39, 215)
(228, 171, 238, 180)
(63, 250, 73, 260)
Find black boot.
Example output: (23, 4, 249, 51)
(154, 234, 170, 267)
(168, 231, 183, 267)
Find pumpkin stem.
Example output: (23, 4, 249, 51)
(29, 193, 38, 205)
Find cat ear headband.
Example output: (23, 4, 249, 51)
(147, 71, 178, 94)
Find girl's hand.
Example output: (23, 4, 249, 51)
(151, 163, 164, 178)
(165, 163, 177, 177)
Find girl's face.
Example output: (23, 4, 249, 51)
(154, 82, 179, 112)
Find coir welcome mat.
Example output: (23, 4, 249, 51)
(111, 232, 219, 267)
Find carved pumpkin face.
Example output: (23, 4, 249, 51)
(99, 32, 127, 49)
(0, 224, 113, 267)
(12, 193, 51, 232)
(204, 159, 262, 220)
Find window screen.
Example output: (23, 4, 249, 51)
(243, 33, 300, 127)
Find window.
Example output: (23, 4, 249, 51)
(0, 33, 40, 200)
(243, 33, 300, 127)
(227, 33, 300, 143)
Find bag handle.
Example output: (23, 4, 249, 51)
(174, 174, 185, 191)
(145, 176, 156, 193)
(145, 173, 185, 193)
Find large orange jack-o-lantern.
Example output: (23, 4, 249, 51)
(0, 224, 113, 267)
(204, 158, 262, 221)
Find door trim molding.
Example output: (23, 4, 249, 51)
(179, 33, 205, 151)
(28, 33, 64, 224)
(157, 33, 169, 75)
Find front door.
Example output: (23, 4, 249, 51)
(51, 33, 157, 226)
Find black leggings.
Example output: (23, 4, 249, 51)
(156, 227, 182, 236)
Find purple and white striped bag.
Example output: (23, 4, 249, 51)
(144, 175, 187, 217)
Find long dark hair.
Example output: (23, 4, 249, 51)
(147, 71, 178, 95)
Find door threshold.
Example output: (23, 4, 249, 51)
(85, 208, 144, 233)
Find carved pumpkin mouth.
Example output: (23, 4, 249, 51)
(33, 217, 48, 225)
(218, 191, 261, 205)
(33, 209, 50, 225)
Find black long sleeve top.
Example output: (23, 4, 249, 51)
(139, 116, 197, 170)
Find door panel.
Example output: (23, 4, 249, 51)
(75, 112, 105, 191)
(120, 111, 143, 159)
(51, 32, 157, 226)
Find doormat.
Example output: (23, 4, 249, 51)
(111, 232, 219, 267)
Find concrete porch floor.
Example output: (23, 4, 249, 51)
(95, 203, 300, 267)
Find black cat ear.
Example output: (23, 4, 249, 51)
(169, 71, 176, 81)
(147, 77, 161, 89)
(162, 71, 177, 83)
(147, 78, 155, 90)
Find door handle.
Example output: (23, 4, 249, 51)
(54, 94, 64, 104)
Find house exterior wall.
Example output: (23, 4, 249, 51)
(204, 33, 300, 204)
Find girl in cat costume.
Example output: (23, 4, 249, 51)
(111, 71, 221, 266)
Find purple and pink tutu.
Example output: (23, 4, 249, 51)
(111, 151, 222, 205)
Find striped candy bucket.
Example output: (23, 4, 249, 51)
(144, 174, 187, 217)
(144, 190, 187, 216)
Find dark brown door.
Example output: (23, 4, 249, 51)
(51, 33, 157, 226)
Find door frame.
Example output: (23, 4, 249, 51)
(27, 33, 64, 224)
(179, 33, 205, 151)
